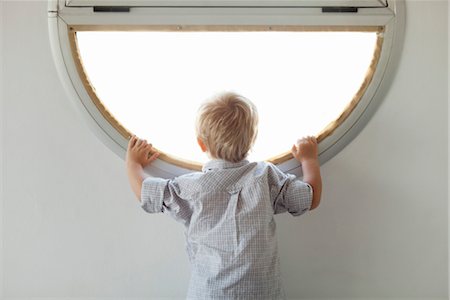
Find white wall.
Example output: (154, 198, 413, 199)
(0, 0, 4, 298)
(1, 0, 448, 299)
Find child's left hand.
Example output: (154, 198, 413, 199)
(126, 135, 159, 167)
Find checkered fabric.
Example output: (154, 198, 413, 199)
(141, 159, 312, 300)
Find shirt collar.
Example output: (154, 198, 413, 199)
(202, 159, 250, 172)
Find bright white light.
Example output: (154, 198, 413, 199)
(76, 31, 377, 163)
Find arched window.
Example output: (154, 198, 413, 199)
(48, 0, 405, 177)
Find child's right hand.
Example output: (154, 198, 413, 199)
(291, 136, 318, 163)
(292, 136, 322, 210)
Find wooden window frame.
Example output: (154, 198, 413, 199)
(48, 0, 405, 177)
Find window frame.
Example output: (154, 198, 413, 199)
(64, 0, 388, 8)
(48, 0, 405, 178)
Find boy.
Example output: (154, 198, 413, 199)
(126, 92, 322, 299)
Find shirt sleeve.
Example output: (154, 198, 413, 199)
(140, 177, 193, 226)
(268, 164, 313, 216)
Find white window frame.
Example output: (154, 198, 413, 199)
(47, 0, 405, 178)
(64, 0, 388, 8)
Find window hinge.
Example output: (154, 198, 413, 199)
(93, 6, 130, 13)
(322, 7, 358, 13)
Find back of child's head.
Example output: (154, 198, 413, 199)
(196, 92, 259, 163)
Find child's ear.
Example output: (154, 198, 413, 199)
(197, 137, 208, 153)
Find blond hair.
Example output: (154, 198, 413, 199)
(196, 92, 258, 163)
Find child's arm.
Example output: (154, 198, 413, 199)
(126, 135, 160, 201)
(291, 136, 322, 210)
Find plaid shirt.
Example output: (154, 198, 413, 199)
(141, 159, 312, 299)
